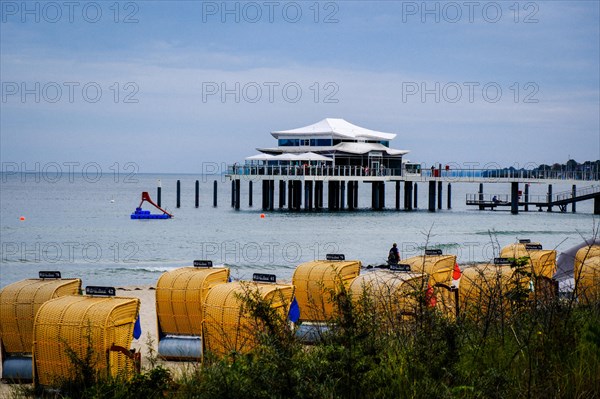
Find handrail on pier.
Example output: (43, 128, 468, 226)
(227, 164, 599, 182)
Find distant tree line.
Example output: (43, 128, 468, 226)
(481, 160, 600, 179)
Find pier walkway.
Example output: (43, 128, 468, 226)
(466, 185, 600, 213)
(225, 165, 600, 214)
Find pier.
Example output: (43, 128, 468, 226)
(224, 165, 600, 215)
(466, 184, 600, 214)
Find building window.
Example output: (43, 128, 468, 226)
(380, 141, 390, 147)
(279, 139, 300, 146)
(310, 139, 332, 146)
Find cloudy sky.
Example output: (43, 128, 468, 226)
(1, 1, 598, 173)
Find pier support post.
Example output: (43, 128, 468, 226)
(353, 181, 358, 209)
(262, 180, 269, 210)
(428, 181, 436, 212)
(177, 180, 181, 208)
(305, 181, 313, 210)
(395, 181, 400, 210)
(340, 181, 346, 210)
(213, 180, 217, 207)
(230, 180, 234, 208)
(236, 179, 241, 209)
(195, 180, 200, 208)
(414, 183, 418, 209)
(269, 180, 275, 211)
(248, 181, 253, 207)
(379, 182, 385, 209)
(572, 185, 576, 213)
(315, 181, 323, 209)
(279, 181, 285, 208)
(511, 182, 519, 215)
(372, 182, 379, 210)
(346, 180, 354, 210)
(331, 181, 335, 210)
(547, 184, 553, 212)
(524, 184, 529, 212)
(288, 181, 294, 211)
(437, 181, 442, 210)
(478, 183, 484, 210)
(404, 181, 413, 210)
(304, 181, 309, 210)
(157, 181, 162, 207)
(595, 196, 600, 215)
(447, 183, 452, 209)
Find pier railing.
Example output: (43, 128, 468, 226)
(466, 184, 600, 206)
(227, 165, 600, 182)
(465, 193, 510, 204)
(228, 165, 405, 178)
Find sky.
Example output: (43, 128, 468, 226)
(1, 0, 599, 173)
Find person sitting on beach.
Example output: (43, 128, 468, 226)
(492, 195, 499, 204)
(388, 243, 400, 265)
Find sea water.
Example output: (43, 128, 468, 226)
(0, 173, 595, 288)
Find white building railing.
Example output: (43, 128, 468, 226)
(227, 164, 600, 182)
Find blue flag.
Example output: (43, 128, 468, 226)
(133, 316, 142, 339)
(288, 297, 300, 323)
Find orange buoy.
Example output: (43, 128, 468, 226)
(260, 213, 265, 219)
(19, 216, 25, 221)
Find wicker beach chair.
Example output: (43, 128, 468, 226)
(155, 265, 229, 360)
(500, 242, 557, 278)
(32, 294, 140, 387)
(292, 258, 361, 322)
(202, 280, 295, 357)
(349, 270, 427, 321)
(0, 276, 81, 381)
(574, 248, 600, 304)
(400, 253, 458, 316)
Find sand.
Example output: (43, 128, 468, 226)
(0, 285, 185, 398)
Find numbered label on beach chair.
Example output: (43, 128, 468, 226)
(425, 249, 443, 256)
(39, 271, 61, 279)
(326, 254, 345, 261)
(525, 244, 543, 250)
(519, 239, 531, 244)
(253, 273, 277, 283)
(390, 264, 411, 272)
(193, 260, 213, 267)
(86, 286, 116, 296)
(494, 258, 514, 265)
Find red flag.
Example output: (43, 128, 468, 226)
(453, 263, 462, 281)
(426, 284, 437, 307)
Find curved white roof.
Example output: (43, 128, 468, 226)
(333, 142, 409, 156)
(271, 118, 396, 141)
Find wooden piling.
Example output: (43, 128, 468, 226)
(404, 181, 412, 210)
(413, 183, 418, 209)
(269, 180, 275, 211)
(235, 180, 240, 210)
(511, 182, 519, 215)
(437, 181, 442, 210)
(428, 181, 436, 212)
(177, 180, 181, 208)
(213, 180, 217, 207)
(195, 180, 199, 208)
(157, 180, 162, 207)
(279, 180, 285, 208)
(249, 181, 253, 207)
